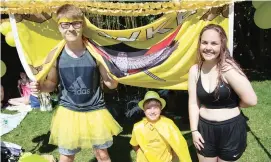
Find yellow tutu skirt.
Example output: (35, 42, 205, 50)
(49, 106, 122, 149)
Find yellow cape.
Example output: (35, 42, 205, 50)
(131, 116, 192, 162)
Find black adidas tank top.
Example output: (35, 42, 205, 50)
(58, 49, 105, 112)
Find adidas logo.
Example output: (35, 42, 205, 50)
(68, 77, 91, 95)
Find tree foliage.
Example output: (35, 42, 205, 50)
(234, 2, 271, 71)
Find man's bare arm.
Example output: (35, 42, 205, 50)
(99, 63, 118, 89)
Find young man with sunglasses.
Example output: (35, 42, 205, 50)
(30, 4, 122, 162)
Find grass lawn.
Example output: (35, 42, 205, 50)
(1, 81, 271, 162)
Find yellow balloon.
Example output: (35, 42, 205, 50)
(0, 21, 12, 36)
(19, 154, 48, 162)
(254, 2, 271, 29)
(5, 32, 16, 47)
(1, 60, 7, 77)
(252, 1, 265, 9)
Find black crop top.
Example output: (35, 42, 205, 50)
(197, 73, 240, 109)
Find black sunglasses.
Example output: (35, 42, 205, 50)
(59, 21, 83, 29)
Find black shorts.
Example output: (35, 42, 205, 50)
(197, 114, 247, 161)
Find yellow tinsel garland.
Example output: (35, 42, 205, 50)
(0, 0, 241, 16)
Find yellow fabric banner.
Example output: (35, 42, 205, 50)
(11, 5, 229, 90)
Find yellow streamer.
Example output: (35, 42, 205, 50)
(0, 1, 239, 16)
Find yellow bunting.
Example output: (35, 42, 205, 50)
(0, 1, 235, 16)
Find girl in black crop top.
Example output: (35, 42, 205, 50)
(188, 24, 257, 162)
(196, 64, 240, 109)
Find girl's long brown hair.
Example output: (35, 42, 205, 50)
(197, 24, 244, 98)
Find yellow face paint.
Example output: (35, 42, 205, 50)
(58, 17, 83, 24)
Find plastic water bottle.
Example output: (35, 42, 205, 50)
(39, 93, 52, 111)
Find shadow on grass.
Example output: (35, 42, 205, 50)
(183, 132, 199, 162)
(30, 131, 57, 154)
(89, 136, 133, 162)
(246, 122, 271, 159)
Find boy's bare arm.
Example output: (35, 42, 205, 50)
(30, 64, 58, 93)
(99, 63, 118, 89)
(40, 65, 58, 92)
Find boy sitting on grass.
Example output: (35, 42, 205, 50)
(130, 91, 192, 162)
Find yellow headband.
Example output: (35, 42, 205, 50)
(58, 17, 83, 24)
